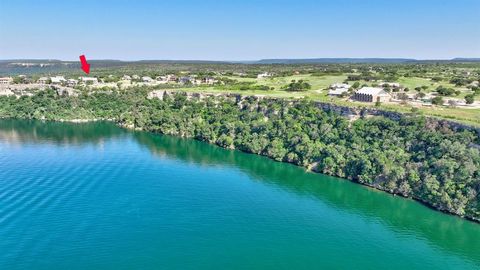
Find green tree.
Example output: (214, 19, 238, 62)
(431, 96, 444, 105)
(465, 94, 475, 104)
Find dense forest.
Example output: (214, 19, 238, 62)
(0, 88, 479, 221)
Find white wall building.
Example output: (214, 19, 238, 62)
(0, 77, 14, 85)
(257, 72, 272, 79)
(67, 79, 78, 87)
(80, 77, 98, 84)
(37, 77, 49, 84)
(142, 76, 154, 83)
(330, 83, 351, 89)
(379, 82, 400, 88)
(328, 87, 349, 96)
(50, 76, 66, 85)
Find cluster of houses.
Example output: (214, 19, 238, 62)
(122, 74, 217, 85)
(0, 74, 218, 89)
(36, 76, 99, 87)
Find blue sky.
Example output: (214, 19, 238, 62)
(0, 0, 479, 60)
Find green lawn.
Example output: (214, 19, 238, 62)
(221, 74, 347, 91)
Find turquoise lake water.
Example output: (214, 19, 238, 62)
(0, 120, 479, 269)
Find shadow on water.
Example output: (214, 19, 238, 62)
(1, 120, 479, 263)
(0, 119, 126, 146)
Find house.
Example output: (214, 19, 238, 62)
(50, 76, 66, 85)
(166, 74, 177, 82)
(330, 83, 351, 89)
(122, 75, 132, 81)
(132, 75, 140, 80)
(379, 82, 400, 88)
(37, 77, 49, 84)
(80, 77, 98, 84)
(202, 77, 216, 85)
(53, 86, 78, 97)
(67, 79, 78, 87)
(0, 88, 14, 96)
(328, 87, 349, 96)
(142, 76, 154, 83)
(257, 72, 272, 79)
(353, 87, 391, 103)
(0, 77, 13, 85)
(154, 76, 168, 84)
(178, 76, 193, 84)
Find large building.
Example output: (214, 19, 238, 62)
(0, 77, 13, 85)
(353, 87, 391, 103)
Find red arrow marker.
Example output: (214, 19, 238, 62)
(79, 55, 90, 74)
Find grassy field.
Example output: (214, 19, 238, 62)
(217, 74, 347, 91)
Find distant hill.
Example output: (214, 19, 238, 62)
(451, 58, 480, 62)
(254, 58, 480, 64)
(254, 58, 417, 64)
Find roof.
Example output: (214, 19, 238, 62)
(328, 87, 349, 95)
(356, 87, 389, 96)
(80, 77, 98, 81)
(50, 76, 65, 83)
(331, 83, 350, 89)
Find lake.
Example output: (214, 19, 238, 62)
(0, 119, 479, 269)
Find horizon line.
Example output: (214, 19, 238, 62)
(1, 57, 480, 62)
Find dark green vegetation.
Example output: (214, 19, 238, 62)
(0, 88, 479, 221)
(283, 80, 312, 91)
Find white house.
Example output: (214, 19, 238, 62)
(80, 77, 98, 84)
(122, 75, 132, 81)
(50, 76, 66, 85)
(142, 76, 154, 83)
(328, 87, 350, 96)
(257, 72, 272, 79)
(353, 87, 391, 103)
(0, 88, 14, 96)
(67, 79, 78, 87)
(379, 82, 400, 88)
(37, 77, 49, 84)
